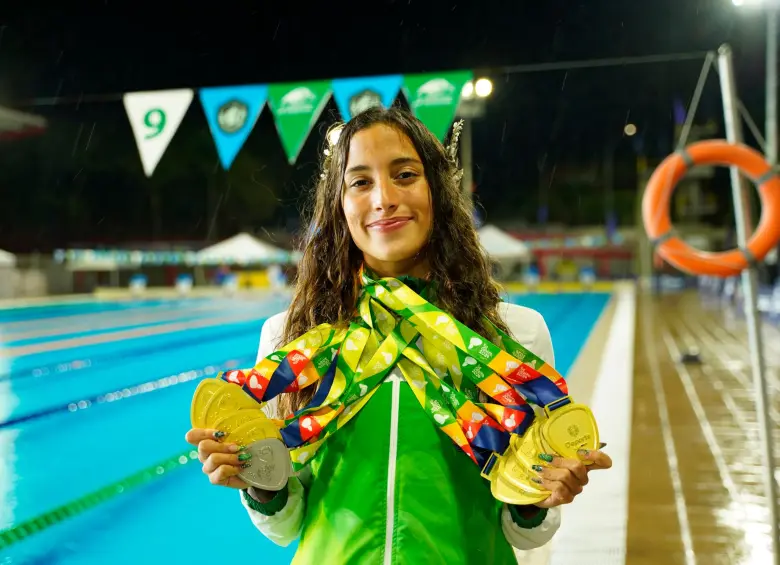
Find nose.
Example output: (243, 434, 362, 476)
(371, 175, 399, 212)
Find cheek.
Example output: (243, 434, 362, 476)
(342, 199, 365, 239)
(413, 191, 433, 230)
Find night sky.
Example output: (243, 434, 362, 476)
(0, 1, 772, 251)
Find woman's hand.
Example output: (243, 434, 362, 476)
(532, 444, 612, 509)
(184, 428, 252, 490)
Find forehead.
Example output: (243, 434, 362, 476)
(345, 124, 421, 166)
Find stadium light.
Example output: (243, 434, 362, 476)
(461, 78, 493, 100)
(475, 78, 493, 98)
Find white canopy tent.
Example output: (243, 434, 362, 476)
(196, 232, 290, 265)
(0, 249, 16, 300)
(477, 224, 531, 279)
(0, 105, 47, 140)
(0, 249, 16, 267)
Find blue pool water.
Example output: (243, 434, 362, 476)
(0, 292, 610, 564)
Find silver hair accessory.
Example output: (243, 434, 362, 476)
(446, 119, 465, 185)
(320, 123, 345, 179)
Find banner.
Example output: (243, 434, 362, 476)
(403, 71, 472, 141)
(123, 89, 194, 177)
(199, 84, 269, 170)
(268, 81, 331, 164)
(331, 75, 403, 121)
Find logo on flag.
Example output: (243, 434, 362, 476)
(199, 84, 268, 170)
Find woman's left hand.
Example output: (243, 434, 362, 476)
(533, 445, 613, 509)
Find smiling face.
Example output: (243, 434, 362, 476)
(342, 123, 433, 278)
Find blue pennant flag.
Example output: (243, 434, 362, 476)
(199, 84, 269, 169)
(331, 75, 403, 121)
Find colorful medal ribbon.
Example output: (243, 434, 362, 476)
(193, 270, 599, 503)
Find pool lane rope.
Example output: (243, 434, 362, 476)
(0, 448, 199, 551)
(0, 356, 252, 429)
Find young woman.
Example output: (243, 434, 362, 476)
(186, 107, 612, 564)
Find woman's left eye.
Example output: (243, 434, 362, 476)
(397, 171, 417, 180)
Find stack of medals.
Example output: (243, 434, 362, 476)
(190, 374, 599, 502)
(188, 272, 600, 504)
(190, 378, 291, 491)
(481, 400, 598, 505)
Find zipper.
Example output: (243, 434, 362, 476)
(383, 374, 401, 565)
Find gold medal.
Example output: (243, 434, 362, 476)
(511, 422, 546, 472)
(190, 379, 224, 428)
(202, 380, 263, 425)
(212, 409, 268, 437)
(541, 398, 599, 463)
(227, 416, 283, 446)
(489, 456, 549, 505)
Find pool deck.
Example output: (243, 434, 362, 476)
(628, 291, 780, 565)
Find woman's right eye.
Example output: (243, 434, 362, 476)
(349, 179, 371, 189)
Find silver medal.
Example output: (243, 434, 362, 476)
(238, 438, 291, 492)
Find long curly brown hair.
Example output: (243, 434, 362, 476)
(276, 106, 507, 418)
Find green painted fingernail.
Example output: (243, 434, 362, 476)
(213, 431, 226, 439)
(238, 453, 252, 462)
(578, 449, 591, 457)
(532, 465, 544, 472)
(531, 477, 543, 484)
(539, 453, 553, 463)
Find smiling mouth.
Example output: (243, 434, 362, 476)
(367, 217, 412, 228)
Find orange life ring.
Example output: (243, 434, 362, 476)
(642, 140, 780, 277)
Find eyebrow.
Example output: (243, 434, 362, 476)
(345, 157, 422, 175)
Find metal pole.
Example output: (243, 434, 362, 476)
(460, 118, 474, 212)
(767, 6, 778, 166)
(765, 6, 780, 166)
(718, 43, 780, 565)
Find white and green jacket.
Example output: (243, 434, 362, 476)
(240, 302, 561, 564)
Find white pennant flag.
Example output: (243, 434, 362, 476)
(123, 89, 194, 177)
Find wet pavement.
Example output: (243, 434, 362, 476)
(630, 291, 780, 565)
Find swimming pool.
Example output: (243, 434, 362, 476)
(0, 292, 609, 564)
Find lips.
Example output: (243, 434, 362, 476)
(367, 217, 412, 229)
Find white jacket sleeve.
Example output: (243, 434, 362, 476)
(239, 310, 307, 547)
(498, 304, 562, 550)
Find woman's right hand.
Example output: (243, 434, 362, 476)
(185, 428, 251, 490)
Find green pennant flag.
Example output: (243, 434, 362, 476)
(268, 81, 332, 164)
(403, 70, 473, 141)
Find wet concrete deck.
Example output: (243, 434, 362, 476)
(629, 291, 780, 565)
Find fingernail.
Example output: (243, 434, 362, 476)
(532, 465, 544, 472)
(599, 442, 607, 449)
(238, 453, 252, 462)
(538, 453, 553, 463)
(578, 449, 591, 458)
(531, 477, 543, 484)
(213, 431, 226, 440)
(228, 444, 240, 453)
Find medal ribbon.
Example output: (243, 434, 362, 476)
(219, 271, 569, 472)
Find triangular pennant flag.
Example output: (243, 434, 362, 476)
(403, 71, 473, 141)
(198, 84, 269, 170)
(123, 89, 194, 177)
(331, 75, 403, 121)
(268, 81, 332, 164)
